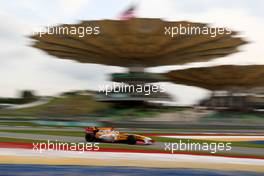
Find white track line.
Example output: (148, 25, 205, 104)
(0, 148, 263, 165)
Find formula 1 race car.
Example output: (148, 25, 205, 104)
(84, 127, 154, 145)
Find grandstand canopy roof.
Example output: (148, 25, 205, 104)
(165, 65, 264, 91)
(31, 18, 246, 67)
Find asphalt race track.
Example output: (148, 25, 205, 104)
(0, 131, 264, 156)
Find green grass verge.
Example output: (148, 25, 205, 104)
(0, 122, 37, 126)
(0, 129, 83, 137)
(0, 95, 109, 117)
(204, 112, 264, 120)
(0, 137, 50, 143)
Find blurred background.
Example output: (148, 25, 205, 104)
(0, 1, 264, 171)
(0, 0, 263, 127)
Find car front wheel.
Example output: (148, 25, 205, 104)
(127, 135, 137, 145)
(85, 133, 95, 142)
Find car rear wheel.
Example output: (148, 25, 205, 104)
(127, 135, 136, 145)
(85, 133, 95, 142)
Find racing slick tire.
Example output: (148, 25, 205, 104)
(85, 133, 95, 142)
(127, 135, 137, 145)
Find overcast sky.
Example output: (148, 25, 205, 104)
(0, 0, 263, 105)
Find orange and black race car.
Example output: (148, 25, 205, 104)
(84, 127, 154, 145)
